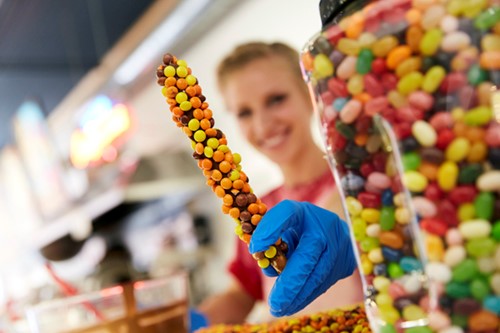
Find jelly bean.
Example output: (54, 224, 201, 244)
(337, 38, 361, 56)
(402, 152, 421, 171)
(406, 25, 424, 53)
(480, 51, 500, 69)
(474, 192, 494, 220)
(466, 237, 496, 257)
(386, 45, 412, 70)
(438, 199, 459, 227)
(402, 304, 427, 321)
(418, 162, 438, 181)
(408, 91, 434, 111)
(400, 256, 423, 272)
(364, 96, 389, 116)
(445, 228, 463, 246)
(373, 275, 391, 292)
(361, 208, 381, 223)
(458, 219, 492, 239)
(403, 170, 428, 192)
(439, 72, 467, 94)
(483, 295, 500, 315)
(446, 281, 471, 299)
(420, 28, 444, 56)
(458, 163, 482, 184)
(481, 34, 500, 51)
(366, 223, 381, 238)
(445, 137, 471, 162)
(353, 218, 367, 242)
(468, 310, 500, 331)
(452, 298, 482, 316)
(368, 248, 384, 264)
(372, 35, 399, 57)
(383, 246, 404, 263)
(340, 99, 363, 124)
(464, 106, 493, 126)
(476, 170, 500, 191)
(347, 73, 364, 95)
(492, 221, 500, 241)
(428, 310, 452, 331)
(441, 15, 459, 33)
(421, 4, 447, 30)
(421, 217, 448, 236)
(422, 66, 446, 93)
(457, 203, 475, 222)
(335, 120, 356, 139)
(336, 56, 357, 80)
(346, 196, 363, 217)
(448, 185, 477, 205)
(413, 197, 437, 218)
(387, 90, 408, 108)
(380, 231, 404, 249)
(421, 147, 445, 164)
(426, 233, 445, 261)
(443, 246, 467, 268)
(437, 161, 459, 191)
(426, 262, 452, 283)
(313, 53, 334, 79)
(474, 6, 500, 30)
(361, 236, 380, 252)
(333, 97, 348, 112)
(412, 120, 437, 147)
(467, 64, 489, 86)
(356, 48, 374, 74)
(327, 77, 349, 97)
(395, 207, 411, 225)
(441, 31, 471, 52)
(397, 71, 424, 95)
(470, 277, 490, 301)
(380, 305, 401, 325)
(387, 262, 405, 278)
(467, 141, 488, 162)
(358, 192, 381, 208)
(380, 206, 396, 231)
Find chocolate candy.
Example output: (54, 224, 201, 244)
(195, 305, 370, 333)
(301, 0, 500, 332)
(156, 54, 287, 273)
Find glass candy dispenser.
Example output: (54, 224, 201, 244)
(301, 0, 500, 332)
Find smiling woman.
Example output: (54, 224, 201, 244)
(194, 41, 363, 326)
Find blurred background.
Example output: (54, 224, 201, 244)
(0, 0, 320, 330)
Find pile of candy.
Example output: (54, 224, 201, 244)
(301, 0, 500, 332)
(155, 54, 287, 273)
(195, 305, 370, 333)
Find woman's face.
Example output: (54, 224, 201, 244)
(221, 56, 314, 165)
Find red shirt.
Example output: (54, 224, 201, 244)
(227, 169, 336, 300)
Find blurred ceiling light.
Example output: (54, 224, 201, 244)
(113, 0, 211, 86)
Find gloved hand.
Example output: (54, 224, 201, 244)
(248, 199, 357, 317)
(188, 308, 209, 333)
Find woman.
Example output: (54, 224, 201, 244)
(194, 41, 363, 326)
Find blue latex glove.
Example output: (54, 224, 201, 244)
(248, 200, 357, 317)
(188, 308, 209, 333)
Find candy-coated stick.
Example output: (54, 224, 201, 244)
(156, 53, 287, 273)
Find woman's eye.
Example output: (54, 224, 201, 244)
(267, 93, 286, 107)
(237, 108, 252, 119)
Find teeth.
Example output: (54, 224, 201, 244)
(262, 133, 286, 149)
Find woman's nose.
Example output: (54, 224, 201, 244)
(252, 109, 273, 138)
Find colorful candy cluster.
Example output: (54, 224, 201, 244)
(301, 0, 500, 332)
(195, 305, 370, 333)
(156, 53, 287, 273)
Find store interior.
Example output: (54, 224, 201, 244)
(0, 0, 323, 331)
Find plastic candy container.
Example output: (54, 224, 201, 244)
(301, 1, 500, 332)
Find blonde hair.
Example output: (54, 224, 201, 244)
(216, 41, 308, 95)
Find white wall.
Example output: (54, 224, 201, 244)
(129, 0, 322, 295)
